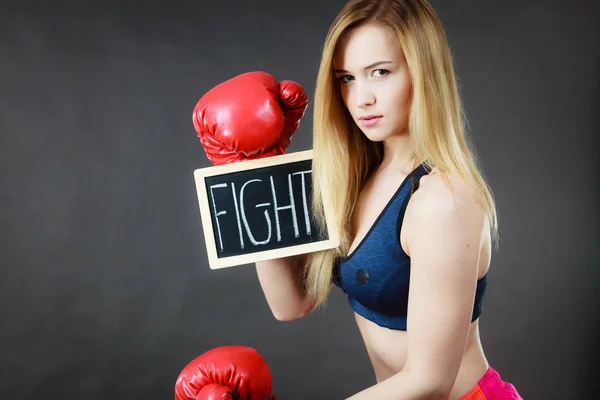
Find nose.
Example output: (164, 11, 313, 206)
(356, 83, 375, 109)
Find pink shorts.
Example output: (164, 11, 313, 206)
(460, 366, 522, 399)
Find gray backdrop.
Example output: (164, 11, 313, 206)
(1, 0, 598, 399)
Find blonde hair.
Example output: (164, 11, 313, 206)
(306, 0, 498, 309)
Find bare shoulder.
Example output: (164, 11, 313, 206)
(401, 169, 487, 254)
(413, 169, 484, 216)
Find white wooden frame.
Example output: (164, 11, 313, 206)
(193, 150, 339, 269)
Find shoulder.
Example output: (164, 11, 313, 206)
(412, 169, 484, 218)
(402, 169, 486, 254)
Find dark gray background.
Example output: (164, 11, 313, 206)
(1, 0, 598, 399)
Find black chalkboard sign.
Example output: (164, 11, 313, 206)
(193, 150, 339, 269)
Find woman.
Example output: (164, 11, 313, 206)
(255, 1, 522, 399)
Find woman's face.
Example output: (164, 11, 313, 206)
(333, 23, 412, 142)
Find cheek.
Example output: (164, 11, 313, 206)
(391, 80, 411, 106)
(389, 82, 411, 117)
(339, 86, 354, 113)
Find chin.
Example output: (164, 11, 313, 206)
(364, 135, 385, 143)
(360, 129, 394, 143)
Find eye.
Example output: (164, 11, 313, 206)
(372, 69, 390, 77)
(337, 75, 354, 84)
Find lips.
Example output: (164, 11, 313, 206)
(359, 115, 383, 127)
(359, 114, 381, 120)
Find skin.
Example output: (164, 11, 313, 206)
(333, 23, 492, 399)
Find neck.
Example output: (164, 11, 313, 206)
(379, 131, 416, 173)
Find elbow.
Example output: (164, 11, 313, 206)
(407, 371, 454, 400)
(270, 309, 308, 322)
(401, 384, 449, 400)
(272, 311, 305, 322)
(422, 382, 453, 400)
(423, 388, 451, 400)
(270, 302, 314, 322)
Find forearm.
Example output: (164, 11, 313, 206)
(255, 255, 314, 321)
(346, 370, 449, 400)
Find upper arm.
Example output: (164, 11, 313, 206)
(401, 176, 486, 390)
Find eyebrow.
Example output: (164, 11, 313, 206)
(333, 60, 393, 74)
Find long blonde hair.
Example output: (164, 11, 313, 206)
(306, 0, 498, 309)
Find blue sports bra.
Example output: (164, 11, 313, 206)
(332, 164, 488, 330)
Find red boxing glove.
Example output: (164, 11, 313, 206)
(174, 345, 276, 400)
(192, 71, 308, 165)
